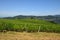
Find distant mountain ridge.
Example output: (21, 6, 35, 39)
(1, 15, 60, 24)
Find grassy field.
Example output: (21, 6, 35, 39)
(0, 19, 60, 33)
(0, 32, 60, 40)
(0, 19, 60, 40)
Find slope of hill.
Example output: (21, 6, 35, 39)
(2, 15, 60, 24)
(0, 19, 60, 33)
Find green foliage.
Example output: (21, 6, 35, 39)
(0, 19, 60, 33)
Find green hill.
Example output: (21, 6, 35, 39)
(3, 15, 60, 24)
(0, 19, 60, 33)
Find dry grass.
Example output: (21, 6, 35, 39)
(0, 31, 60, 40)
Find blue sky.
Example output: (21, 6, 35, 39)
(0, 0, 60, 17)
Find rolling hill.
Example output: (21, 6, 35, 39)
(2, 15, 60, 24)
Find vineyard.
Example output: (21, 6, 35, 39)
(0, 19, 60, 33)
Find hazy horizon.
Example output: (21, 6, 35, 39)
(0, 0, 60, 17)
